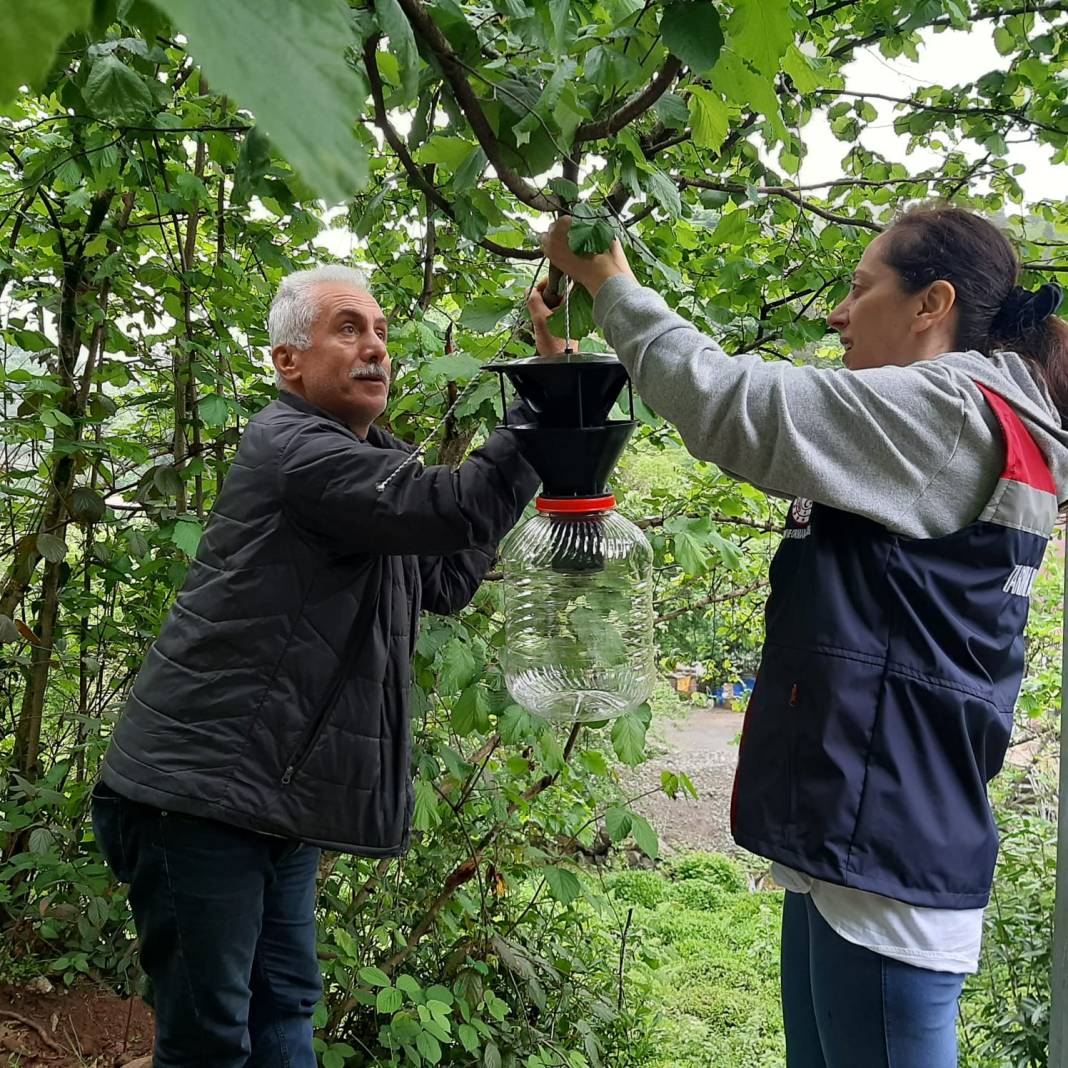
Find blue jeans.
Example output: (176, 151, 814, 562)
(91, 783, 322, 1068)
(781, 891, 965, 1068)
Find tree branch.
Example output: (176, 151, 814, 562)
(656, 580, 769, 624)
(574, 56, 683, 143)
(394, 0, 559, 211)
(811, 89, 1068, 138)
(637, 513, 782, 534)
(362, 39, 540, 261)
(685, 177, 884, 231)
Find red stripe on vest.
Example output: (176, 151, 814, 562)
(974, 382, 1056, 495)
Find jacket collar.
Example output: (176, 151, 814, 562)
(275, 389, 389, 446)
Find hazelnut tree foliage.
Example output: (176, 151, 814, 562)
(0, 0, 1065, 1063)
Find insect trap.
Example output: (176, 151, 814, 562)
(489, 345, 655, 724)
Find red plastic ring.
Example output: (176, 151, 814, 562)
(536, 494, 616, 514)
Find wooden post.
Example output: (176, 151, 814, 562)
(1050, 542, 1068, 1065)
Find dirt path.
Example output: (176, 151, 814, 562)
(625, 706, 745, 856)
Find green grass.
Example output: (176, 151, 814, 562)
(607, 853, 785, 1067)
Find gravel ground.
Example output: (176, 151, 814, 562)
(624, 706, 746, 856)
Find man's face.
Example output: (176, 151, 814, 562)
(274, 283, 391, 436)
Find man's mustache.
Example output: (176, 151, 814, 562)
(349, 364, 390, 386)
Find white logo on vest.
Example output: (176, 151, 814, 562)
(785, 497, 813, 539)
(1004, 564, 1039, 598)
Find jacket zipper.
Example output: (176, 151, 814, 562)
(786, 682, 799, 844)
(281, 679, 346, 785)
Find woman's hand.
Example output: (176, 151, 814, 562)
(540, 216, 636, 298)
(526, 279, 573, 356)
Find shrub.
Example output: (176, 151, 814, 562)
(669, 852, 748, 894)
(606, 869, 671, 908)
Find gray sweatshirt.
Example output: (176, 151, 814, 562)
(593, 275, 1068, 537)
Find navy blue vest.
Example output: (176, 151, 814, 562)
(731, 385, 1058, 909)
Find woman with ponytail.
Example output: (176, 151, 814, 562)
(536, 204, 1067, 1067)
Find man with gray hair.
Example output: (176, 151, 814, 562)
(91, 266, 540, 1067)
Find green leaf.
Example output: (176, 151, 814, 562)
(458, 1023, 480, 1053)
(546, 285, 595, 341)
(232, 126, 273, 206)
(83, 55, 155, 120)
(629, 813, 659, 859)
(661, 1, 723, 75)
(579, 749, 609, 776)
(459, 295, 514, 333)
(152, 465, 184, 498)
(198, 393, 229, 427)
(993, 26, 1015, 55)
(543, 865, 582, 904)
(430, 0, 480, 59)
(0, 0, 91, 104)
(149, 0, 368, 203)
(644, 167, 681, 218)
(438, 642, 477, 694)
(36, 533, 68, 563)
(0, 614, 20, 643)
(713, 49, 780, 124)
(416, 1030, 442, 1064)
(412, 778, 442, 832)
(323, 1051, 344, 1068)
(604, 805, 632, 843)
(359, 965, 392, 988)
(71, 487, 106, 523)
(484, 1041, 503, 1068)
(452, 147, 487, 193)
(427, 351, 483, 381)
(375, 0, 420, 102)
(782, 43, 821, 94)
(127, 531, 150, 559)
(453, 194, 488, 242)
(415, 135, 477, 170)
(335, 927, 357, 958)
(171, 519, 203, 557)
(653, 91, 690, 130)
(567, 217, 616, 255)
(548, 177, 580, 202)
(377, 986, 404, 1014)
(611, 708, 648, 765)
(688, 86, 729, 151)
(724, 0, 793, 77)
(710, 207, 750, 245)
(451, 683, 489, 736)
(83, 233, 110, 257)
(673, 530, 709, 576)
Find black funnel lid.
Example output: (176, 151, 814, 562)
(487, 351, 630, 428)
(510, 421, 635, 498)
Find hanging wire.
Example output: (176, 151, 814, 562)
(563, 276, 572, 358)
(375, 259, 549, 493)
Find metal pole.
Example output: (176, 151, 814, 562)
(1050, 528, 1068, 1065)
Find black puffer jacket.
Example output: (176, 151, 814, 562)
(101, 391, 539, 855)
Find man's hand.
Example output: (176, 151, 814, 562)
(527, 279, 573, 356)
(540, 217, 636, 298)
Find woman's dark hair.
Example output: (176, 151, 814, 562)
(881, 204, 1068, 424)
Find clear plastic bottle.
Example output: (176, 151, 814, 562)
(500, 497, 655, 723)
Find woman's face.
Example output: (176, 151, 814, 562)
(826, 233, 945, 371)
